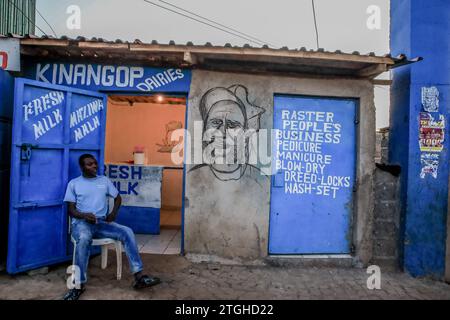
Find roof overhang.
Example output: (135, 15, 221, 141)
(3, 35, 421, 79)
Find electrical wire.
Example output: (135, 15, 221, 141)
(311, 0, 320, 49)
(142, 0, 271, 47)
(158, 0, 276, 48)
(6, 0, 48, 36)
(36, 7, 57, 37)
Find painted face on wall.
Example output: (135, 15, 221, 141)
(206, 100, 245, 132)
(191, 85, 266, 181)
(203, 99, 247, 174)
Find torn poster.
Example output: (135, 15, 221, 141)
(420, 153, 439, 179)
(421, 86, 439, 112)
(419, 112, 445, 152)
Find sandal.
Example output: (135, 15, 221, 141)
(63, 287, 85, 300)
(133, 275, 161, 289)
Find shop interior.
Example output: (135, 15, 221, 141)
(105, 94, 185, 255)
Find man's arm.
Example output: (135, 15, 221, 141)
(106, 195, 122, 222)
(67, 202, 97, 224)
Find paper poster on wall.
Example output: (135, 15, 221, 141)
(421, 86, 439, 112)
(419, 112, 445, 152)
(420, 153, 439, 179)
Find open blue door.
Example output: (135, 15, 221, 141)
(269, 95, 357, 254)
(7, 78, 107, 274)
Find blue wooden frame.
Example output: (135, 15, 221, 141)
(14, 63, 190, 265)
(7, 78, 107, 274)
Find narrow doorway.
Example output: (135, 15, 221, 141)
(269, 95, 357, 254)
(104, 94, 186, 255)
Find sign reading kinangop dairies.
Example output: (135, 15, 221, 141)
(25, 62, 192, 92)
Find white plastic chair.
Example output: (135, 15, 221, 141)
(69, 218, 123, 280)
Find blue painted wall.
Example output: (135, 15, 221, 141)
(390, 0, 450, 278)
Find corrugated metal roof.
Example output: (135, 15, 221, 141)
(1, 33, 421, 78)
(0, 1, 36, 36)
(2, 33, 388, 56)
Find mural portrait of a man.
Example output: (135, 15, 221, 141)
(189, 84, 265, 181)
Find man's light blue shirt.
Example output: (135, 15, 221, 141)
(63, 175, 119, 218)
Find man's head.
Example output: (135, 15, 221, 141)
(196, 85, 265, 181)
(200, 88, 248, 176)
(206, 100, 246, 133)
(79, 154, 98, 177)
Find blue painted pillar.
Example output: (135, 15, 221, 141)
(390, 0, 450, 278)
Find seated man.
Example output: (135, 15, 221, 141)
(63, 154, 160, 300)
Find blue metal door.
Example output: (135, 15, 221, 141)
(7, 78, 106, 273)
(269, 95, 357, 254)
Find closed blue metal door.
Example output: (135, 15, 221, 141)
(7, 78, 106, 273)
(269, 95, 357, 254)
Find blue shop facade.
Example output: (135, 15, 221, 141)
(2, 60, 191, 273)
(1, 34, 447, 281)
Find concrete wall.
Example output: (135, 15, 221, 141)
(372, 168, 400, 270)
(184, 70, 376, 264)
(374, 129, 401, 270)
(375, 129, 389, 164)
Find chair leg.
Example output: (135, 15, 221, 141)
(72, 240, 76, 267)
(70, 239, 80, 288)
(101, 245, 108, 269)
(115, 241, 122, 280)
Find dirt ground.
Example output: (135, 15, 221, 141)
(0, 254, 450, 300)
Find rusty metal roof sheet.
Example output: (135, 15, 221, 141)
(1, 33, 421, 79)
